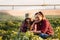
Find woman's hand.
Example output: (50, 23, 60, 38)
(30, 30, 41, 34)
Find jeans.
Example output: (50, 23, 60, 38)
(39, 33, 49, 39)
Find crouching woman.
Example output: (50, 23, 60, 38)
(30, 11, 54, 39)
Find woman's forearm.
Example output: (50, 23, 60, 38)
(34, 31, 41, 33)
(30, 23, 35, 30)
(31, 31, 41, 34)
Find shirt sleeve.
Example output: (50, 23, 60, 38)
(41, 20, 49, 33)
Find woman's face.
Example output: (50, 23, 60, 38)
(26, 19, 30, 22)
(35, 16, 39, 21)
(35, 14, 43, 21)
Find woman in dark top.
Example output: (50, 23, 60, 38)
(20, 18, 32, 32)
(30, 11, 54, 39)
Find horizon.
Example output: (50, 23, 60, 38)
(0, 10, 60, 17)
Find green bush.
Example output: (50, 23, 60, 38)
(0, 18, 60, 40)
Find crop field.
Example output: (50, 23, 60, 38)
(0, 13, 60, 40)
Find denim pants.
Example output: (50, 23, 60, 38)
(39, 33, 49, 39)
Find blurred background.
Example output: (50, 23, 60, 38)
(0, 0, 60, 40)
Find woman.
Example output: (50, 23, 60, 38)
(31, 11, 54, 39)
(20, 18, 32, 32)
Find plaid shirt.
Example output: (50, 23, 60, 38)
(33, 19, 54, 35)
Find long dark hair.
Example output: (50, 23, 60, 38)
(35, 11, 45, 20)
(20, 18, 32, 32)
(35, 11, 44, 17)
(24, 18, 31, 24)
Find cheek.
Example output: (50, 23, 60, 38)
(39, 17, 42, 20)
(26, 20, 29, 22)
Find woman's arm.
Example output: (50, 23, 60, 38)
(30, 22, 35, 31)
(31, 24, 41, 34)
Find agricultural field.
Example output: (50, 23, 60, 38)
(0, 13, 60, 40)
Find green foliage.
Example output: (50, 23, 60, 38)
(16, 31, 43, 40)
(25, 31, 43, 40)
(0, 13, 60, 40)
(0, 18, 60, 40)
(25, 31, 34, 37)
(0, 20, 22, 40)
(53, 26, 60, 39)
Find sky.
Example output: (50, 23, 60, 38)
(0, 0, 60, 5)
(0, 0, 60, 15)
